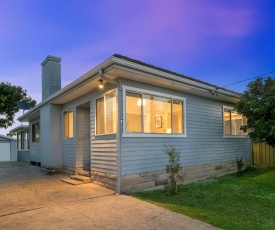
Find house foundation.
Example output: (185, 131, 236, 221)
(121, 159, 251, 194)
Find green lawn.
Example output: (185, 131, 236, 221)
(133, 168, 275, 230)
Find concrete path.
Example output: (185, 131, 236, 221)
(0, 162, 220, 230)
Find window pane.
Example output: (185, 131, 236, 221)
(106, 91, 117, 134)
(32, 124, 36, 142)
(17, 133, 21, 150)
(224, 109, 231, 135)
(35, 122, 40, 142)
(96, 97, 105, 134)
(24, 131, 29, 150)
(126, 92, 142, 133)
(68, 109, 74, 138)
(231, 111, 245, 136)
(63, 111, 68, 138)
(173, 101, 183, 133)
(143, 94, 171, 133)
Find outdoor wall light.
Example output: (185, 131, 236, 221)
(99, 79, 104, 89)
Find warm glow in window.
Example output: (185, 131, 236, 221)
(106, 92, 117, 134)
(68, 109, 74, 138)
(96, 91, 117, 135)
(63, 109, 74, 138)
(125, 91, 184, 134)
(173, 101, 183, 133)
(126, 92, 142, 133)
(224, 108, 246, 136)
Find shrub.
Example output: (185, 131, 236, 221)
(163, 144, 184, 194)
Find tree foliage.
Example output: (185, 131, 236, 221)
(235, 77, 275, 147)
(0, 82, 36, 128)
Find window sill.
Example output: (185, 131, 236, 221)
(223, 135, 249, 139)
(17, 149, 30, 151)
(122, 133, 187, 138)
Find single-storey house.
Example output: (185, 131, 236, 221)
(0, 134, 17, 161)
(16, 54, 250, 193)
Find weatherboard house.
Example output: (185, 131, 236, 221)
(12, 54, 250, 193)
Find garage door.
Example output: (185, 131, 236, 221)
(0, 143, 10, 161)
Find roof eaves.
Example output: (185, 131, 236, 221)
(112, 54, 241, 97)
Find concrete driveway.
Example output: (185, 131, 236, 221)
(0, 162, 219, 230)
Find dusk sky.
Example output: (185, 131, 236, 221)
(0, 0, 275, 135)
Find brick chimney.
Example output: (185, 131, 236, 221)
(41, 55, 62, 101)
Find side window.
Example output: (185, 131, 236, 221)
(32, 122, 40, 142)
(96, 91, 117, 135)
(223, 107, 246, 136)
(63, 108, 74, 138)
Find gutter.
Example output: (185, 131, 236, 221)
(98, 69, 122, 195)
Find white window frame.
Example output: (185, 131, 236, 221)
(223, 106, 248, 138)
(122, 86, 187, 137)
(95, 89, 117, 136)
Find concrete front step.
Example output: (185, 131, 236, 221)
(70, 175, 92, 183)
(76, 170, 91, 177)
(61, 178, 84, 185)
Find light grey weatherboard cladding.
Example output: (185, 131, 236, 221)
(119, 79, 251, 176)
(10, 140, 17, 161)
(90, 87, 118, 175)
(17, 150, 30, 162)
(29, 119, 41, 163)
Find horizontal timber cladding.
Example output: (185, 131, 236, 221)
(17, 150, 30, 162)
(29, 119, 41, 163)
(119, 79, 251, 176)
(90, 86, 118, 189)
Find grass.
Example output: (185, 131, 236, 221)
(133, 168, 275, 230)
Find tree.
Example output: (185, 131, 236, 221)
(235, 77, 275, 147)
(0, 82, 36, 128)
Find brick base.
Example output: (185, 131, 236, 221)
(121, 159, 251, 194)
(91, 171, 117, 190)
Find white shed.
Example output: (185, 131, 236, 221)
(0, 135, 17, 161)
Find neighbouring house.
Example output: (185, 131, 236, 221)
(0, 134, 17, 162)
(14, 54, 250, 193)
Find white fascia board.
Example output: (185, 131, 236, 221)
(112, 57, 242, 99)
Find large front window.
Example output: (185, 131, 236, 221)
(96, 91, 117, 135)
(223, 107, 246, 136)
(125, 89, 185, 135)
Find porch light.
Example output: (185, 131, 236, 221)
(99, 79, 104, 89)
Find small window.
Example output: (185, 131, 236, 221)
(63, 108, 74, 138)
(32, 122, 40, 142)
(96, 91, 117, 135)
(17, 133, 21, 150)
(223, 107, 246, 136)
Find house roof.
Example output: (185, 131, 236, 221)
(9, 125, 29, 134)
(0, 134, 16, 141)
(19, 54, 241, 122)
(113, 54, 239, 94)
